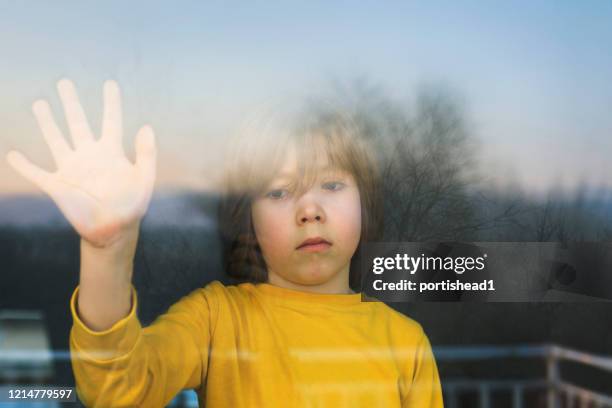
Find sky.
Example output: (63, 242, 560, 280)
(1, 0, 611, 196)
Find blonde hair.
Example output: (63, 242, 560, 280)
(217, 98, 382, 290)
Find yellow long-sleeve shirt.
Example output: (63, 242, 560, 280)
(69, 280, 444, 407)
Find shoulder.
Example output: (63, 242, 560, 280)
(368, 303, 438, 378)
(197, 280, 260, 315)
(170, 280, 245, 316)
(171, 281, 254, 330)
(201, 280, 254, 301)
(367, 300, 426, 344)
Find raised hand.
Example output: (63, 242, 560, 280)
(6, 79, 157, 248)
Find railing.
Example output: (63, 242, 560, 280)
(436, 344, 612, 408)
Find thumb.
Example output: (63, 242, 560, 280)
(6, 150, 54, 194)
(134, 125, 157, 190)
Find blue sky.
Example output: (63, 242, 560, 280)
(1, 1, 611, 195)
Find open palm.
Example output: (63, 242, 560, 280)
(6, 79, 157, 247)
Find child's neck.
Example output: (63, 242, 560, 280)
(267, 269, 355, 295)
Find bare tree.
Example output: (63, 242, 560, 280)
(332, 79, 521, 241)
(529, 186, 612, 242)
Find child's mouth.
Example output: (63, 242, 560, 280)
(296, 237, 332, 252)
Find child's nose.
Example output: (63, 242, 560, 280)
(296, 199, 326, 225)
(299, 213, 322, 224)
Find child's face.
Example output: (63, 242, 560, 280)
(251, 145, 362, 292)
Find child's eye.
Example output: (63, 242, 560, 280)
(265, 189, 289, 200)
(322, 181, 346, 191)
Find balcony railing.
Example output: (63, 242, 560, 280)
(436, 344, 612, 408)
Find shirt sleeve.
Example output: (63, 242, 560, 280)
(69, 284, 213, 408)
(400, 328, 445, 408)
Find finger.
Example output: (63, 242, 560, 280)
(32, 100, 72, 166)
(134, 125, 157, 191)
(57, 78, 94, 148)
(6, 150, 55, 194)
(101, 80, 123, 153)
